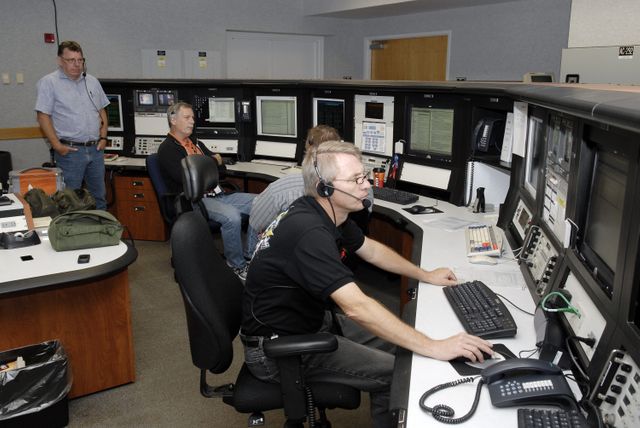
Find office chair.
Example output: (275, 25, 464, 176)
(171, 210, 361, 427)
(146, 153, 182, 226)
(180, 154, 254, 235)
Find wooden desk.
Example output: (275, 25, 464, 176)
(0, 233, 137, 398)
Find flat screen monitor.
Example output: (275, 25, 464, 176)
(105, 94, 123, 132)
(157, 91, 176, 107)
(207, 97, 236, 123)
(256, 96, 297, 138)
(137, 91, 154, 107)
(313, 98, 345, 137)
(407, 106, 454, 159)
(579, 149, 628, 297)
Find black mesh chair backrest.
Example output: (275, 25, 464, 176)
(146, 153, 176, 224)
(180, 155, 219, 203)
(171, 210, 244, 373)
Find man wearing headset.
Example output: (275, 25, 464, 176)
(36, 40, 109, 209)
(247, 125, 372, 255)
(241, 141, 492, 427)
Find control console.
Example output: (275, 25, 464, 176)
(591, 350, 640, 428)
(520, 226, 558, 296)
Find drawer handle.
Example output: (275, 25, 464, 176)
(132, 180, 144, 186)
(133, 206, 146, 212)
(133, 193, 145, 198)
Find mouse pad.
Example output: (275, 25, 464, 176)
(402, 206, 443, 215)
(449, 343, 517, 376)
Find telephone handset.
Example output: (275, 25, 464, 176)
(472, 117, 505, 153)
(482, 358, 576, 408)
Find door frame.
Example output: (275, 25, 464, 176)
(363, 30, 452, 80)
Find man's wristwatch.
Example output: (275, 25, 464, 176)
(99, 137, 108, 142)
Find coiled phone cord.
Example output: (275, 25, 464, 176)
(419, 377, 484, 424)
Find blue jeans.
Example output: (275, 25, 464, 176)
(54, 145, 106, 210)
(243, 313, 395, 428)
(202, 192, 256, 268)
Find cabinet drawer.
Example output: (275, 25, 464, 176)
(114, 176, 153, 191)
(116, 200, 167, 241)
(117, 188, 158, 203)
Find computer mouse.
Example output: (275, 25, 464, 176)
(408, 204, 426, 214)
(451, 349, 495, 364)
(468, 255, 498, 265)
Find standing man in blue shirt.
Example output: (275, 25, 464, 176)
(36, 40, 109, 210)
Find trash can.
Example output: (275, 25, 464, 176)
(0, 340, 72, 428)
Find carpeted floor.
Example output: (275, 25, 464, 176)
(66, 239, 400, 427)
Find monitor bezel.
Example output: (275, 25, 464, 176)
(105, 94, 124, 132)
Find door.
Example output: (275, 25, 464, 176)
(371, 35, 448, 81)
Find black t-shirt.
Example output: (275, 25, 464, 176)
(241, 196, 365, 336)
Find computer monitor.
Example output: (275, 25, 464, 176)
(136, 90, 155, 108)
(577, 148, 628, 298)
(256, 95, 297, 138)
(105, 94, 123, 132)
(156, 90, 176, 107)
(207, 97, 236, 124)
(313, 98, 345, 138)
(406, 105, 454, 161)
(576, 127, 631, 298)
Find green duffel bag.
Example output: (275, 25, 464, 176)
(51, 188, 96, 214)
(23, 187, 60, 218)
(48, 210, 123, 251)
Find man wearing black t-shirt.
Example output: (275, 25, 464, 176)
(241, 141, 492, 427)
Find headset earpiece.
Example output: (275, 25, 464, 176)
(316, 180, 333, 197)
(313, 153, 333, 198)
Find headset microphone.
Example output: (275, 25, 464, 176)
(82, 60, 87, 77)
(323, 183, 372, 209)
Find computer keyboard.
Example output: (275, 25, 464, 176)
(466, 224, 502, 257)
(518, 408, 589, 428)
(443, 280, 517, 339)
(372, 187, 418, 205)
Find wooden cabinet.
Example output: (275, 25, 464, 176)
(113, 175, 167, 241)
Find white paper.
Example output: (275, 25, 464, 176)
(511, 101, 528, 157)
(500, 112, 514, 163)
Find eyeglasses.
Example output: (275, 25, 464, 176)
(61, 57, 85, 65)
(333, 171, 369, 185)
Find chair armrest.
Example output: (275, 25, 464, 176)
(263, 332, 338, 358)
(219, 179, 240, 193)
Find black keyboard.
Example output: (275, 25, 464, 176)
(443, 280, 517, 339)
(518, 408, 589, 428)
(372, 187, 418, 205)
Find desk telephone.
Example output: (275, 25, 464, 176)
(420, 358, 577, 424)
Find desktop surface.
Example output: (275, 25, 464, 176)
(380, 199, 545, 427)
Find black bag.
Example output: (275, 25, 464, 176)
(51, 188, 96, 214)
(23, 188, 60, 218)
(48, 210, 123, 251)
